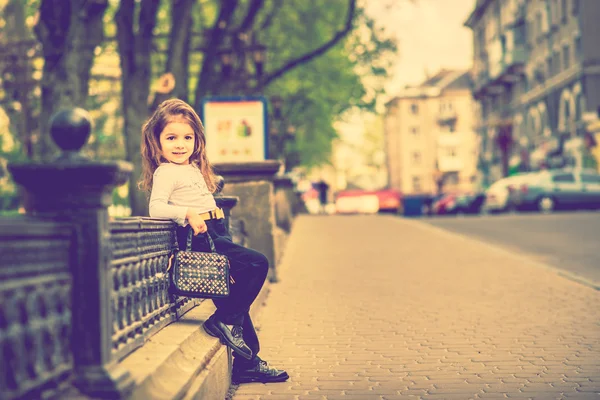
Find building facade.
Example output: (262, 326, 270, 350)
(384, 70, 479, 196)
(466, 0, 600, 185)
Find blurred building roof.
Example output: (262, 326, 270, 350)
(385, 69, 473, 106)
(420, 69, 455, 87)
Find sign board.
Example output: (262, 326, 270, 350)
(201, 96, 269, 163)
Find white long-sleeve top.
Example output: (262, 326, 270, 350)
(149, 163, 217, 226)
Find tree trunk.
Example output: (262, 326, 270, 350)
(166, 0, 195, 102)
(193, 0, 238, 109)
(34, 0, 108, 160)
(2, 0, 36, 159)
(116, 0, 160, 216)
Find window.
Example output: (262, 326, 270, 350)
(551, 0, 559, 24)
(572, 0, 579, 16)
(527, 18, 535, 45)
(410, 103, 419, 115)
(412, 152, 421, 164)
(563, 45, 570, 69)
(575, 36, 582, 61)
(535, 13, 543, 40)
(447, 147, 457, 157)
(552, 173, 575, 183)
(412, 176, 422, 192)
(546, 56, 554, 77)
(561, 0, 568, 22)
(440, 102, 453, 112)
(581, 174, 600, 184)
(410, 126, 419, 135)
(446, 173, 459, 185)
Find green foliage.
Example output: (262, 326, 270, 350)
(169, 0, 397, 169)
(0, 126, 28, 211)
(361, 114, 386, 166)
(256, 0, 397, 169)
(1, 0, 397, 178)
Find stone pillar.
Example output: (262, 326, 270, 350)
(213, 161, 281, 282)
(273, 175, 295, 233)
(213, 175, 240, 235)
(8, 109, 134, 398)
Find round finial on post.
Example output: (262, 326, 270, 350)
(50, 108, 92, 154)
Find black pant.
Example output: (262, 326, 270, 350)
(176, 219, 268, 363)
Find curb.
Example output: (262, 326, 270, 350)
(396, 215, 600, 291)
(119, 300, 231, 400)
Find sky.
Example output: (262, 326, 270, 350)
(367, 0, 476, 93)
(331, 0, 477, 184)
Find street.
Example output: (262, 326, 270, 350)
(422, 211, 600, 289)
(232, 215, 600, 399)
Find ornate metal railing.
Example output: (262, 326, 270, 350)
(2, 108, 245, 399)
(110, 218, 201, 361)
(0, 218, 73, 400)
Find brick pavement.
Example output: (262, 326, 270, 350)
(231, 215, 600, 400)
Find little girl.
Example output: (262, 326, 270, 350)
(140, 98, 288, 384)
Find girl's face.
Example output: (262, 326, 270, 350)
(158, 120, 196, 165)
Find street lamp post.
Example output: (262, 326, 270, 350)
(216, 34, 267, 95)
(269, 95, 296, 171)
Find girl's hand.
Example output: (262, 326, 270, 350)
(187, 212, 208, 235)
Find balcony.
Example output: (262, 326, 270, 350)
(502, 3, 526, 28)
(490, 47, 526, 79)
(437, 132, 462, 147)
(473, 63, 505, 98)
(474, 24, 527, 98)
(437, 156, 463, 172)
(474, 47, 526, 98)
(499, 45, 526, 82)
(437, 108, 457, 124)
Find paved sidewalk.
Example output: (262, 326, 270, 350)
(232, 215, 600, 400)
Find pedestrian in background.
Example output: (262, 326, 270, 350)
(315, 179, 329, 214)
(139, 98, 288, 384)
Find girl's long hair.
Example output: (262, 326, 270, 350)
(139, 98, 217, 193)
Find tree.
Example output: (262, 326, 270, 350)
(257, 0, 397, 169)
(34, 0, 109, 159)
(110, 0, 397, 215)
(0, 0, 40, 160)
(113, 0, 365, 215)
(165, 0, 195, 102)
(115, 0, 161, 217)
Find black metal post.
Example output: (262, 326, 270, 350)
(213, 174, 239, 234)
(8, 108, 134, 398)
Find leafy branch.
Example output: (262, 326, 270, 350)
(258, 0, 357, 90)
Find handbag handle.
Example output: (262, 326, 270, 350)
(186, 228, 216, 252)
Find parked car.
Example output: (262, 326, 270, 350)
(423, 194, 444, 216)
(335, 188, 402, 214)
(482, 173, 537, 213)
(432, 192, 485, 215)
(451, 192, 486, 215)
(432, 193, 458, 215)
(510, 169, 600, 213)
(375, 189, 403, 213)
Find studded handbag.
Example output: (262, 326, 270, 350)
(168, 229, 232, 298)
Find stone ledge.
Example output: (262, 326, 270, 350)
(120, 301, 230, 400)
(118, 280, 272, 400)
(213, 161, 281, 183)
